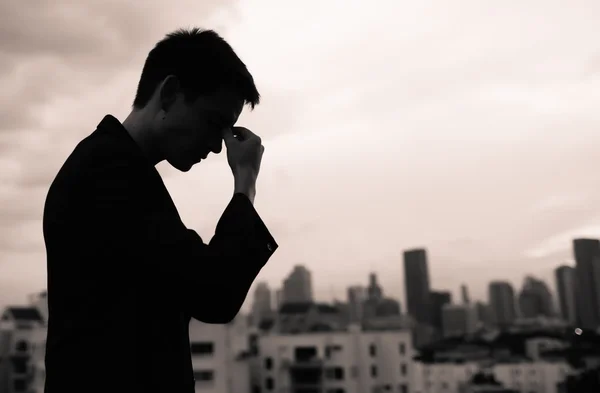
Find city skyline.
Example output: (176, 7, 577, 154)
(2, 0, 600, 311)
(249, 240, 592, 324)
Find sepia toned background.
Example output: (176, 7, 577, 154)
(1, 0, 599, 312)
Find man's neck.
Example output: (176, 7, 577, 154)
(122, 110, 162, 166)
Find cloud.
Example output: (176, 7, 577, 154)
(525, 224, 600, 259)
(2, 0, 600, 310)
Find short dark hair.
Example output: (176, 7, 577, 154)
(132, 27, 260, 110)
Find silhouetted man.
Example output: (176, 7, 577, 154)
(42, 28, 278, 393)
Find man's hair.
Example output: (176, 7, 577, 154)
(132, 27, 260, 110)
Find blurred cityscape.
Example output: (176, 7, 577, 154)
(1, 238, 599, 393)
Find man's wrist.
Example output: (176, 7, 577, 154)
(235, 186, 256, 204)
(234, 169, 257, 204)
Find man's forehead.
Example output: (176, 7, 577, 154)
(198, 91, 243, 120)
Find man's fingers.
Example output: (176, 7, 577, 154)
(232, 126, 260, 143)
(222, 127, 236, 145)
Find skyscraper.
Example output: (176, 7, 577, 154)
(274, 288, 283, 311)
(429, 291, 452, 330)
(488, 281, 517, 328)
(367, 273, 383, 301)
(347, 285, 367, 323)
(474, 301, 494, 328)
(555, 265, 577, 326)
(441, 304, 478, 337)
(403, 248, 431, 324)
(517, 276, 554, 319)
(573, 238, 600, 330)
(282, 265, 313, 304)
(251, 282, 272, 324)
(461, 284, 470, 305)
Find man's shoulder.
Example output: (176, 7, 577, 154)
(46, 130, 146, 207)
(75, 132, 138, 170)
(58, 130, 146, 183)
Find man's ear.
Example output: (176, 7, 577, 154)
(159, 75, 181, 113)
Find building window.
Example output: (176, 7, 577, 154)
(13, 378, 26, 392)
(399, 343, 405, 355)
(190, 342, 214, 356)
(325, 367, 345, 380)
(441, 382, 448, 389)
(325, 344, 343, 358)
(265, 377, 274, 391)
(194, 370, 214, 384)
(15, 340, 28, 352)
(370, 344, 377, 357)
(11, 358, 28, 374)
(264, 357, 273, 370)
(371, 365, 378, 378)
(400, 363, 407, 376)
(294, 346, 318, 362)
(399, 383, 408, 393)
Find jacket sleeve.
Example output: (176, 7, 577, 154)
(86, 147, 278, 324)
(158, 193, 278, 324)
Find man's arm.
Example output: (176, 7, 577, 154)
(153, 193, 278, 323)
(86, 147, 278, 324)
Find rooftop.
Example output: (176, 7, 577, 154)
(4, 307, 43, 322)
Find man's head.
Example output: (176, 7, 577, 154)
(127, 28, 260, 171)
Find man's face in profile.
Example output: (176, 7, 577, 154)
(159, 89, 243, 172)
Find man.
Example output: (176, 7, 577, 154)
(42, 28, 278, 393)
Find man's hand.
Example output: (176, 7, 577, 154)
(222, 127, 264, 204)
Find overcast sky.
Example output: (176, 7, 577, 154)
(1, 0, 599, 311)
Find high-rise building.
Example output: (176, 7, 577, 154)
(555, 265, 577, 326)
(429, 291, 452, 330)
(488, 281, 517, 328)
(251, 282, 273, 325)
(367, 273, 383, 301)
(441, 304, 478, 337)
(474, 301, 494, 328)
(461, 284, 470, 305)
(573, 238, 600, 330)
(347, 286, 367, 323)
(404, 248, 431, 325)
(274, 289, 283, 311)
(282, 265, 313, 304)
(517, 276, 554, 319)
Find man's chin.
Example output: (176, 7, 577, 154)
(169, 160, 196, 172)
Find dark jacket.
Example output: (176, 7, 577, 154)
(42, 115, 277, 393)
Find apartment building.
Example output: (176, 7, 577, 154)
(413, 360, 571, 393)
(0, 305, 45, 393)
(258, 325, 414, 393)
(189, 315, 252, 393)
(28, 326, 46, 393)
